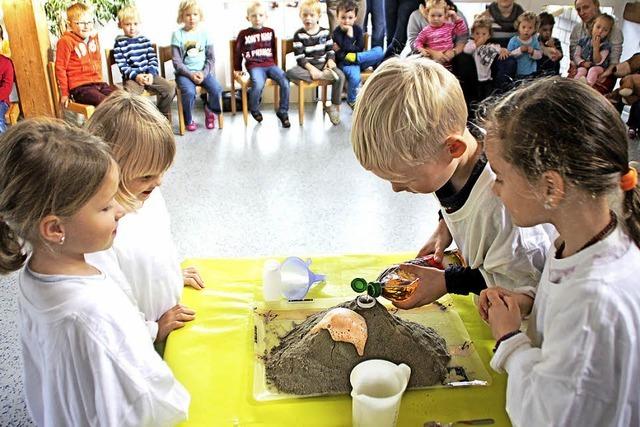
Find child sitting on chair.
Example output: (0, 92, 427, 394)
(573, 13, 613, 87)
(172, 0, 223, 131)
(332, 0, 383, 109)
(536, 12, 562, 76)
(114, 5, 176, 122)
(286, 0, 346, 125)
(0, 43, 14, 133)
(507, 11, 542, 80)
(55, 3, 116, 107)
(413, 0, 467, 69)
(234, 1, 291, 127)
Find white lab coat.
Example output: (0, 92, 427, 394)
(18, 266, 189, 427)
(442, 163, 551, 296)
(87, 189, 183, 341)
(491, 226, 640, 427)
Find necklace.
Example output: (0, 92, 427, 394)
(556, 211, 617, 258)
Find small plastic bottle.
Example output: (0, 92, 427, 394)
(351, 250, 464, 302)
(263, 259, 281, 301)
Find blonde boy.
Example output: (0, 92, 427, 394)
(351, 57, 550, 308)
(234, 1, 290, 127)
(286, 0, 345, 125)
(114, 5, 176, 121)
(55, 3, 115, 106)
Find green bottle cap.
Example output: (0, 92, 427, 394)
(351, 278, 368, 293)
(367, 282, 382, 298)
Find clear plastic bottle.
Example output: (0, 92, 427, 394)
(351, 250, 464, 302)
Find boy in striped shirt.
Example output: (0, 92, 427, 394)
(114, 5, 175, 120)
(286, 0, 345, 125)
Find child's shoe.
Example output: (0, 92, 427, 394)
(347, 101, 356, 110)
(345, 52, 357, 64)
(276, 111, 291, 128)
(324, 105, 341, 125)
(186, 121, 198, 132)
(204, 106, 216, 129)
(251, 110, 264, 123)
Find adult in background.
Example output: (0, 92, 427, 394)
(384, 0, 420, 58)
(570, 0, 623, 93)
(365, 0, 386, 47)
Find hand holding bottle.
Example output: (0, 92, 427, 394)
(391, 264, 447, 310)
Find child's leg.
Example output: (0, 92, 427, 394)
(0, 101, 8, 133)
(70, 83, 110, 106)
(97, 83, 117, 99)
(286, 66, 313, 83)
(200, 73, 223, 114)
(341, 65, 361, 103)
(586, 66, 605, 86)
(265, 65, 290, 114)
(248, 67, 268, 113)
(175, 75, 197, 124)
(330, 68, 346, 106)
(574, 66, 588, 80)
(357, 47, 384, 69)
(147, 75, 177, 117)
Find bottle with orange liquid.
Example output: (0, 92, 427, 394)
(351, 250, 465, 302)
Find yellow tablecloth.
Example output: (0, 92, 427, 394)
(165, 254, 511, 426)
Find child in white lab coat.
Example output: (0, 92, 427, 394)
(86, 91, 204, 345)
(479, 77, 640, 426)
(0, 118, 189, 426)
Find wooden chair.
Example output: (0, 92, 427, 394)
(229, 39, 281, 126)
(158, 45, 223, 135)
(47, 62, 95, 120)
(281, 38, 330, 126)
(4, 102, 19, 125)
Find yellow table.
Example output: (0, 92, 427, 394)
(165, 254, 511, 426)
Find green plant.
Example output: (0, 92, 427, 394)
(44, 0, 132, 38)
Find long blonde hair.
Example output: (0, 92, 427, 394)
(0, 118, 112, 274)
(85, 91, 176, 211)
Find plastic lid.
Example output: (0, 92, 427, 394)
(351, 278, 368, 293)
(367, 282, 382, 298)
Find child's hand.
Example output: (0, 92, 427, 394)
(183, 266, 205, 289)
(430, 50, 446, 63)
(391, 264, 447, 310)
(483, 291, 522, 340)
(520, 45, 530, 54)
(499, 48, 509, 60)
(135, 74, 147, 86)
(478, 287, 533, 322)
(592, 35, 600, 47)
(333, 42, 340, 52)
(418, 47, 430, 57)
(310, 67, 324, 80)
(156, 303, 196, 342)
(417, 219, 453, 263)
(192, 71, 204, 84)
(447, 9, 458, 20)
(326, 58, 336, 70)
(582, 61, 592, 69)
(60, 95, 69, 108)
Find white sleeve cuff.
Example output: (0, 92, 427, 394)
(490, 332, 531, 373)
(146, 321, 159, 342)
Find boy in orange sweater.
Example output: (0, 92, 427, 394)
(55, 3, 115, 107)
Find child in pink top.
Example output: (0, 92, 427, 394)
(414, 0, 467, 68)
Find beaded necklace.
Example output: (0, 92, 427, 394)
(556, 211, 617, 259)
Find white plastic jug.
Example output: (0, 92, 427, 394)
(350, 359, 411, 427)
